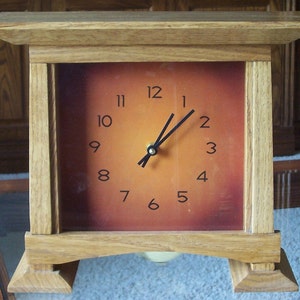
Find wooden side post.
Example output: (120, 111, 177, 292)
(229, 60, 298, 292)
(7, 63, 78, 293)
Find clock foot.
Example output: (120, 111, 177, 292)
(229, 248, 298, 292)
(8, 252, 79, 293)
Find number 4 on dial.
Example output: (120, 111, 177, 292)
(197, 171, 208, 182)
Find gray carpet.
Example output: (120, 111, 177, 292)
(0, 206, 299, 300)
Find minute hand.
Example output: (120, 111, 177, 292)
(153, 109, 195, 148)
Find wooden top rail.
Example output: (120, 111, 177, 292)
(0, 11, 299, 46)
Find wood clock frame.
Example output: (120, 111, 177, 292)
(0, 11, 299, 293)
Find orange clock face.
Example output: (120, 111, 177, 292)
(58, 62, 244, 231)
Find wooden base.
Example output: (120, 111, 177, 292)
(7, 253, 78, 293)
(229, 249, 298, 292)
(7, 248, 298, 293)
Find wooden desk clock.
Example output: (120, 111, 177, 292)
(0, 11, 299, 293)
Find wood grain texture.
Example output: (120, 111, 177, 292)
(229, 249, 298, 292)
(29, 63, 52, 234)
(245, 61, 274, 234)
(8, 253, 78, 293)
(0, 12, 300, 46)
(24, 231, 281, 265)
(29, 45, 271, 63)
(48, 64, 60, 234)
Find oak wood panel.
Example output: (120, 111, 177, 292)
(8, 253, 78, 293)
(29, 45, 271, 63)
(48, 64, 60, 234)
(29, 63, 52, 235)
(244, 59, 277, 287)
(24, 231, 281, 265)
(1, 12, 300, 47)
(245, 61, 274, 233)
(229, 249, 298, 292)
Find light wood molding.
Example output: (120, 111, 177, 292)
(29, 45, 271, 63)
(8, 254, 78, 294)
(0, 12, 300, 46)
(24, 231, 281, 265)
(229, 249, 298, 292)
(29, 63, 52, 235)
(245, 61, 274, 234)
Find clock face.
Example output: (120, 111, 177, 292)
(58, 62, 244, 231)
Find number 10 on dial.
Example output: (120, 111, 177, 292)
(58, 62, 245, 231)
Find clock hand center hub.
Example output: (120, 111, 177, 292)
(147, 144, 158, 156)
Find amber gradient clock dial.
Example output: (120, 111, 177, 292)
(58, 62, 244, 231)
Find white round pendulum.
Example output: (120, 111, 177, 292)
(138, 252, 181, 264)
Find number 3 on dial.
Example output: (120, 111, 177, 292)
(206, 142, 217, 154)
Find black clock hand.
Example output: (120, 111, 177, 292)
(154, 109, 195, 149)
(138, 109, 195, 168)
(153, 113, 175, 147)
(138, 113, 174, 168)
